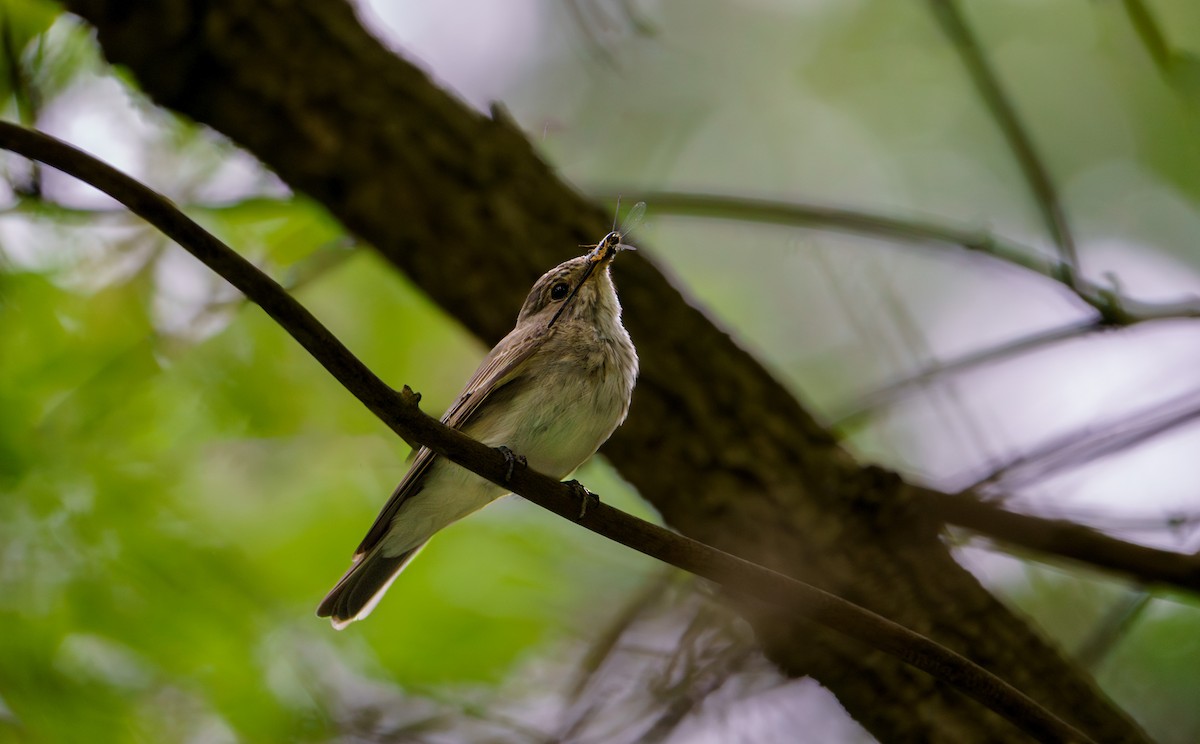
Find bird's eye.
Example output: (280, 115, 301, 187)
(550, 282, 570, 301)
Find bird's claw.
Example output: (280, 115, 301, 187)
(496, 445, 526, 482)
(565, 480, 599, 519)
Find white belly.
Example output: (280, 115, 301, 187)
(468, 357, 632, 479)
(380, 350, 634, 557)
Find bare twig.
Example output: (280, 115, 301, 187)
(1121, 0, 1171, 74)
(0, 120, 1092, 744)
(873, 260, 1003, 463)
(1118, 0, 1200, 135)
(926, 0, 1081, 289)
(1075, 528, 1200, 669)
(833, 318, 1105, 430)
(913, 487, 1200, 593)
(1074, 591, 1152, 670)
(638, 190, 1045, 266)
(632, 189, 1200, 602)
(638, 191, 1200, 434)
(642, 643, 754, 744)
(562, 0, 620, 69)
(567, 569, 676, 700)
(617, 0, 659, 38)
(972, 387, 1200, 491)
(638, 191, 1200, 328)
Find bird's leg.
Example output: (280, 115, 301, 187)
(495, 445, 526, 482)
(564, 480, 599, 519)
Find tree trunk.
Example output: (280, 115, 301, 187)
(62, 1, 1149, 741)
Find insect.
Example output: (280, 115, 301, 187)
(548, 200, 647, 328)
(587, 199, 646, 264)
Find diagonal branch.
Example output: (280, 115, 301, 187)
(972, 387, 1200, 491)
(926, 0, 1081, 289)
(0, 121, 1093, 744)
(642, 191, 1200, 433)
(642, 191, 1200, 327)
(833, 318, 1106, 430)
(1120, 0, 1171, 72)
(1075, 591, 1153, 670)
(639, 193, 1200, 598)
(639, 190, 1048, 269)
(913, 488, 1200, 593)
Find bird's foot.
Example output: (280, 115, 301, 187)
(496, 445, 527, 482)
(565, 480, 599, 519)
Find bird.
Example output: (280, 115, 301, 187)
(317, 225, 640, 629)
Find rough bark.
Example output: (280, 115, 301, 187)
(62, 1, 1149, 741)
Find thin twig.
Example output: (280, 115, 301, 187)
(972, 388, 1200, 491)
(562, 0, 620, 70)
(642, 643, 753, 744)
(0, 120, 1092, 744)
(567, 569, 677, 700)
(1118, 0, 1200, 137)
(638, 190, 1047, 267)
(637, 191, 1200, 328)
(1076, 528, 1200, 669)
(638, 191, 1200, 432)
(926, 0, 1081, 289)
(708, 181, 1200, 600)
(1121, 0, 1171, 73)
(873, 260, 1004, 464)
(913, 487, 1200, 593)
(833, 318, 1105, 430)
(1074, 591, 1152, 671)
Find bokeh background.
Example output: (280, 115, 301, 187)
(2, 0, 1200, 741)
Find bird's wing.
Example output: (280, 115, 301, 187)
(351, 326, 549, 559)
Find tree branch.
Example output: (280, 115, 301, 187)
(926, 0, 1081, 289)
(643, 190, 1200, 327)
(832, 318, 1107, 430)
(641, 189, 1048, 269)
(913, 488, 1200, 593)
(0, 120, 1094, 744)
(1121, 0, 1172, 75)
(971, 388, 1200, 491)
(643, 191, 1200, 443)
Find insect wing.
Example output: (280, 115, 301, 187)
(617, 201, 646, 242)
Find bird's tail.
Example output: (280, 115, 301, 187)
(316, 543, 426, 629)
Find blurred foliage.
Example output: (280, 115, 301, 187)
(998, 562, 1200, 744)
(2, 0, 1200, 742)
(0, 216, 661, 740)
(0, 8, 659, 741)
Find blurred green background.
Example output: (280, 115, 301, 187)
(2, 1, 1200, 742)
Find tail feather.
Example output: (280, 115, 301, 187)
(316, 543, 426, 629)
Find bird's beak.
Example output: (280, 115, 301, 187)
(548, 232, 636, 328)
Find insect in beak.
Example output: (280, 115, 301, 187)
(549, 201, 646, 329)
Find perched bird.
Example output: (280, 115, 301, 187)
(317, 222, 640, 629)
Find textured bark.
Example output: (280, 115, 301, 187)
(63, 1, 1148, 742)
